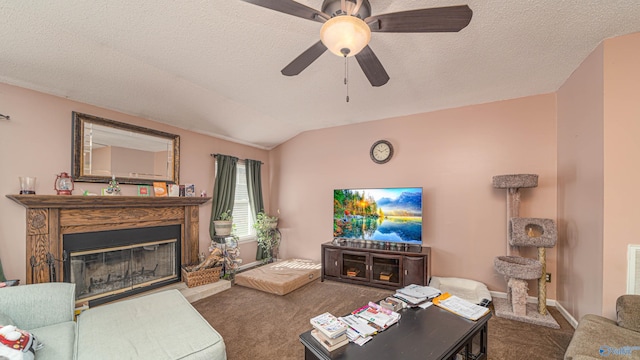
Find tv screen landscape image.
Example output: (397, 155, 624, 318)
(333, 187, 423, 245)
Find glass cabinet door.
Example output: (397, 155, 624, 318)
(341, 251, 368, 281)
(371, 254, 401, 286)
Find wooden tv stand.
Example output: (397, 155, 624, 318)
(321, 241, 431, 290)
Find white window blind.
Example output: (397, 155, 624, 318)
(232, 162, 255, 240)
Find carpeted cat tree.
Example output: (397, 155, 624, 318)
(492, 174, 559, 329)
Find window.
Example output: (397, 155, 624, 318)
(232, 162, 255, 241)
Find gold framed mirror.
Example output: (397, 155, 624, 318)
(72, 112, 180, 185)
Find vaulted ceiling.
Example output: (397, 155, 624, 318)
(1, 1, 639, 149)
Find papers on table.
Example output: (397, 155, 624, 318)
(339, 301, 402, 346)
(394, 284, 441, 306)
(432, 292, 490, 321)
(397, 284, 441, 299)
(418, 301, 433, 309)
(351, 302, 401, 330)
(340, 315, 378, 337)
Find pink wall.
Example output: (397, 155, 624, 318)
(557, 44, 605, 320)
(270, 94, 558, 298)
(557, 32, 640, 320)
(0, 82, 268, 282)
(602, 32, 640, 317)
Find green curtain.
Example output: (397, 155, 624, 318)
(246, 159, 267, 260)
(0, 258, 5, 282)
(209, 154, 238, 239)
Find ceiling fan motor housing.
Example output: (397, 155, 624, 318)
(321, 0, 371, 19)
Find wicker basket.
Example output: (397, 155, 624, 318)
(181, 265, 222, 288)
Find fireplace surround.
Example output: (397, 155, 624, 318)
(7, 195, 210, 299)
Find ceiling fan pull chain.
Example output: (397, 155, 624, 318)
(344, 56, 350, 103)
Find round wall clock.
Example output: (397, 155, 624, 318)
(370, 140, 394, 164)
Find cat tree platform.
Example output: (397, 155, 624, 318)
(494, 256, 541, 280)
(492, 174, 538, 189)
(509, 218, 557, 248)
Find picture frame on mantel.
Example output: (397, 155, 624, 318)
(137, 185, 152, 196)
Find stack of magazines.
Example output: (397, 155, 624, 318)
(339, 302, 401, 346)
(394, 284, 441, 306)
(309, 312, 349, 351)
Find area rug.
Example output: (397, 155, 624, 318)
(493, 297, 560, 329)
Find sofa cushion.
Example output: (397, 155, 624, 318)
(564, 314, 640, 359)
(616, 295, 640, 333)
(29, 321, 76, 360)
(0, 311, 15, 326)
(76, 289, 226, 360)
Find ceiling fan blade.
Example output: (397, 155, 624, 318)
(366, 5, 472, 33)
(240, 0, 329, 23)
(355, 45, 389, 87)
(281, 41, 328, 76)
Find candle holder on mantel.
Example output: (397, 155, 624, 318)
(19, 176, 37, 194)
(54, 172, 74, 195)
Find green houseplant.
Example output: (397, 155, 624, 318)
(254, 212, 279, 263)
(213, 210, 233, 236)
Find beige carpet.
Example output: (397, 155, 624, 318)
(192, 280, 574, 359)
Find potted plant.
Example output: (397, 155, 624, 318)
(254, 212, 279, 263)
(213, 210, 233, 236)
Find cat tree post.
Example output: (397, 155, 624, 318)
(538, 247, 547, 314)
(506, 187, 521, 256)
(494, 175, 538, 256)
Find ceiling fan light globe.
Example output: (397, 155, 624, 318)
(320, 15, 371, 57)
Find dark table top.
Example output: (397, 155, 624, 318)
(300, 304, 491, 360)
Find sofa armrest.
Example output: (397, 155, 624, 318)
(617, 295, 640, 332)
(0, 283, 75, 330)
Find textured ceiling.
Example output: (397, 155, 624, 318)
(1, 1, 639, 149)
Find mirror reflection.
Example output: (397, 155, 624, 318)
(72, 112, 180, 185)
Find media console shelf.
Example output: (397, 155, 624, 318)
(321, 242, 431, 290)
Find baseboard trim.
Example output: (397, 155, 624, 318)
(489, 291, 578, 328)
(238, 260, 263, 272)
(554, 300, 578, 329)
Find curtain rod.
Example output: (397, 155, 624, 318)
(0, 113, 10, 121)
(210, 153, 263, 165)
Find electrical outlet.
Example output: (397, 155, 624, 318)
(545, 273, 551, 282)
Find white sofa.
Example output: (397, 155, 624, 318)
(0, 283, 226, 360)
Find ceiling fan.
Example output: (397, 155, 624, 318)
(240, 0, 473, 87)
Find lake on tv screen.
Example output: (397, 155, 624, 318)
(333, 188, 422, 244)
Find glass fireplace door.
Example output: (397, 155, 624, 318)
(70, 239, 177, 303)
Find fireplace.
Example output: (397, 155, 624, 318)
(64, 225, 181, 306)
(7, 195, 210, 304)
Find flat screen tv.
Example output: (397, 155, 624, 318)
(333, 187, 422, 247)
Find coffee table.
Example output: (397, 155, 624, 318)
(299, 304, 490, 360)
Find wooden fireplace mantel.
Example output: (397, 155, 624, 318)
(7, 195, 211, 284)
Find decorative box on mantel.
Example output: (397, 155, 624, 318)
(6, 195, 211, 285)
